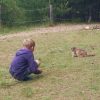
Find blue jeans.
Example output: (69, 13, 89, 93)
(10, 69, 42, 81)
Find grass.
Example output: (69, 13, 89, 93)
(0, 25, 100, 100)
(0, 22, 50, 35)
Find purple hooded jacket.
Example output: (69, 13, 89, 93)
(9, 48, 38, 79)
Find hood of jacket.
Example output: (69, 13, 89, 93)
(16, 48, 31, 56)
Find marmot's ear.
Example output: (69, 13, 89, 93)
(71, 47, 76, 51)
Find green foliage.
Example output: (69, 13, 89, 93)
(1, 0, 24, 26)
(1, 0, 100, 26)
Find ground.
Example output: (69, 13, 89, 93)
(0, 23, 100, 100)
(0, 23, 97, 40)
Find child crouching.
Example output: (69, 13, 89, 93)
(9, 38, 42, 81)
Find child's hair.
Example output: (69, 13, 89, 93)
(23, 38, 35, 48)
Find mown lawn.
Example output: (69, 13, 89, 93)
(0, 25, 100, 100)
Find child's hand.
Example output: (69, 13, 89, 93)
(34, 69, 42, 74)
(35, 60, 40, 66)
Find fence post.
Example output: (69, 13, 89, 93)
(49, 4, 53, 25)
(0, 4, 1, 27)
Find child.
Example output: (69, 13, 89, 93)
(9, 38, 42, 81)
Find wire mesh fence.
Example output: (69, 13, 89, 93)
(1, 6, 50, 26)
(0, 1, 100, 27)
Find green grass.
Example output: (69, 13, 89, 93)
(0, 25, 100, 100)
(0, 23, 50, 35)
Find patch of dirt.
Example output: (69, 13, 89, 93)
(0, 24, 99, 41)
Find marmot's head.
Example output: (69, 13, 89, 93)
(71, 47, 76, 51)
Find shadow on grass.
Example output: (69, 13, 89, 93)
(0, 74, 45, 88)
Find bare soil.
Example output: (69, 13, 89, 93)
(0, 23, 100, 40)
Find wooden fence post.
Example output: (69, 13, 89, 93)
(49, 3, 53, 25)
(0, 4, 1, 27)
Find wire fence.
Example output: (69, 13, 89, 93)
(0, 4, 79, 26)
(0, 6, 50, 26)
(13, 7, 50, 25)
(23, 7, 49, 12)
(1, 4, 100, 26)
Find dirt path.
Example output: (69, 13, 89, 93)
(0, 24, 98, 40)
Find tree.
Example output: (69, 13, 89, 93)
(1, 0, 100, 26)
(67, 0, 100, 22)
(0, 0, 25, 26)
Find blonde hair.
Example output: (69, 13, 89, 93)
(23, 38, 35, 48)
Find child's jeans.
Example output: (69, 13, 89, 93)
(10, 69, 42, 81)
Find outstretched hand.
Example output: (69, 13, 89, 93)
(35, 59, 40, 66)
